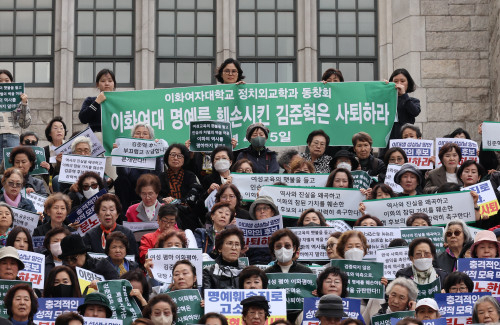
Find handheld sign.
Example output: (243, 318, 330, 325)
(417, 278, 441, 299)
(34, 298, 84, 325)
(111, 156, 157, 169)
(11, 206, 39, 234)
(24, 192, 47, 213)
(59, 155, 105, 184)
(111, 138, 168, 158)
(167, 289, 204, 325)
(122, 221, 158, 232)
(236, 215, 282, 248)
(84, 317, 123, 325)
(354, 227, 401, 260)
(435, 138, 479, 167)
(389, 139, 434, 169)
(351, 170, 373, 189)
(67, 189, 107, 236)
(0, 280, 31, 319)
(331, 259, 385, 299)
(17, 250, 45, 289)
(435, 292, 491, 325)
(457, 258, 500, 296)
(0, 82, 24, 111)
(372, 311, 415, 325)
(53, 127, 105, 160)
(148, 248, 202, 286)
(462, 180, 500, 217)
(3, 146, 48, 175)
(482, 121, 500, 151)
(384, 163, 404, 193)
(302, 297, 364, 325)
(76, 267, 104, 294)
(267, 273, 316, 310)
(375, 247, 411, 280)
(189, 120, 232, 152)
(97, 280, 142, 325)
(290, 227, 341, 261)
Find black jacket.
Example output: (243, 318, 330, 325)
(359, 155, 386, 178)
(236, 146, 279, 174)
(389, 94, 421, 140)
(33, 222, 73, 237)
(159, 169, 200, 201)
(79, 96, 102, 132)
(81, 254, 119, 280)
(264, 260, 313, 274)
(395, 265, 448, 288)
(202, 256, 245, 291)
(83, 224, 139, 259)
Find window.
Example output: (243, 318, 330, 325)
(237, 0, 296, 83)
(74, 0, 134, 86)
(0, 0, 54, 85)
(156, 0, 216, 87)
(318, 0, 377, 81)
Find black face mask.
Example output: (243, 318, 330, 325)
(53, 284, 74, 297)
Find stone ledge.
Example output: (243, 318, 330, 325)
(426, 16, 470, 32)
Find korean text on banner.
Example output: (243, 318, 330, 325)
(236, 215, 282, 248)
(353, 227, 401, 260)
(462, 180, 500, 217)
(302, 297, 364, 325)
(83, 317, 123, 325)
(25, 192, 47, 213)
(384, 164, 403, 193)
(11, 207, 39, 234)
(17, 250, 45, 289)
(375, 247, 411, 280)
(190, 120, 232, 152)
(434, 292, 491, 325)
(67, 189, 107, 236)
(372, 311, 415, 325)
(101, 82, 397, 154)
(330, 259, 385, 299)
(111, 138, 168, 158)
(148, 248, 202, 286)
(232, 173, 330, 201)
(34, 298, 84, 325)
(76, 267, 104, 295)
(166, 289, 203, 325)
(53, 127, 105, 159)
(59, 155, 105, 184)
(435, 138, 479, 167)
(389, 139, 434, 169)
(457, 258, 500, 296)
(0, 83, 24, 112)
(417, 278, 441, 299)
(482, 121, 500, 151)
(0, 280, 31, 319)
(290, 227, 341, 261)
(259, 185, 364, 220)
(97, 280, 142, 325)
(267, 273, 316, 310)
(362, 191, 476, 226)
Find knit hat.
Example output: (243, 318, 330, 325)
(470, 230, 500, 258)
(315, 294, 347, 318)
(59, 234, 88, 259)
(241, 296, 270, 316)
(77, 292, 113, 318)
(246, 123, 269, 140)
(332, 150, 359, 170)
(416, 298, 439, 312)
(0, 246, 24, 270)
(394, 163, 423, 185)
(249, 196, 279, 220)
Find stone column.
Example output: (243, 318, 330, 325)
(135, 0, 156, 90)
(378, 0, 393, 80)
(216, 0, 237, 65)
(297, 0, 317, 82)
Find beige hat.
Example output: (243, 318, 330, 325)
(0, 246, 25, 270)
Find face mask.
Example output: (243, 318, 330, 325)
(53, 284, 73, 297)
(214, 159, 231, 173)
(337, 162, 352, 171)
(50, 242, 62, 257)
(83, 187, 99, 199)
(344, 248, 364, 261)
(250, 136, 266, 149)
(151, 315, 173, 325)
(274, 247, 294, 263)
(413, 257, 433, 271)
(304, 222, 321, 227)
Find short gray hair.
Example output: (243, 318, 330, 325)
(444, 219, 472, 244)
(71, 136, 92, 154)
(386, 277, 418, 303)
(278, 149, 299, 169)
(131, 123, 154, 139)
(472, 295, 500, 323)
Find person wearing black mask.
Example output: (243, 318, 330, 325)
(235, 123, 279, 173)
(43, 265, 82, 298)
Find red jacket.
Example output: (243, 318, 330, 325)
(139, 229, 162, 264)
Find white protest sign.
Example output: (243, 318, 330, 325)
(67, 189, 106, 236)
(482, 121, 500, 151)
(111, 137, 168, 158)
(18, 251, 45, 289)
(435, 138, 479, 167)
(375, 246, 411, 279)
(290, 227, 337, 261)
(54, 127, 105, 158)
(122, 221, 158, 232)
(354, 227, 402, 260)
(363, 191, 476, 226)
(236, 215, 282, 248)
(59, 155, 105, 184)
(88, 253, 135, 263)
(389, 139, 434, 169)
(111, 156, 157, 169)
(84, 317, 123, 325)
(259, 185, 364, 220)
(11, 207, 39, 233)
(462, 180, 500, 217)
(204, 189, 217, 211)
(24, 192, 47, 214)
(148, 248, 202, 285)
(384, 164, 403, 193)
(232, 173, 330, 201)
(325, 219, 352, 232)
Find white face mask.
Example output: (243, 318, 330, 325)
(83, 187, 99, 199)
(214, 159, 231, 173)
(344, 248, 364, 261)
(151, 315, 173, 325)
(50, 242, 62, 257)
(275, 247, 294, 263)
(337, 162, 352, 171)
(413, 257, 433, 271)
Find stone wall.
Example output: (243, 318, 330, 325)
(490, 0, 500, 121)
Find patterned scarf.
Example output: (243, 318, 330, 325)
(411, 264, 438, 284)
(101, 223, 117, 250)
(0, 227, 12, 247)
(167, 168, 184, 199)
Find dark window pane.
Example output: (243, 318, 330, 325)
(358, 37, 375, 56)
(358, 12, 375, 34)
(158, 0, 175, 9)
(278, 62, 293, 82)
(257, 0, 274, 9)
(17, 0, 34, 8)
(241, 62, 255, 83)
(34, 61, 50, 83)
(319, 36, 336, 56)
(77, 36, 94, 55)
(197, 37, 213, 56)
(115, 62, 131, 83)
(177, 62, 194, 84)
(196, 62, 212, 84)
(359, 63, 374, 81)
(177, 0, 195, 9)
(15, 62, 33, 83)
(338, 62, 356, 81)
(239, 0, 255, 10)
(277, 37, 294, 56)
(318, 0, 335, 9)
(338, 0, 355, 9)
(15, 36, 34, 55)
(358, 0, 375, 9)
(0, 0, 14, 9)
(16, 11, 34, 34)
(319, 11, 335, 34)
(277, 0, 293, 9)
(78, 62, 94, 83)
(96, 0, 114, 9)
(116, 0, 133, 9)
(95, 36, 114, 55)
(338, 12, 356, 34)
(277, 12, 294, 34)
(257, 37, 275, 56)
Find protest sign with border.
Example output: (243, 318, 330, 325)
(17, 250, 45, 289)
(33, 298, 84, 325)
(302, 297, 364, 325)
(148, 248, 202, 285)
(482, 121, 500, 151)
(259, 185, 364, 220)
(202, 257, 249, 270)
(457, 258, 500, 296)
(11, 206, 39, 234)
(375, 246, 411, 280)
(372, 311, 415, 325)
(462, 180, 500, 217)
(389, 139, 434, 169)
(24, 192, 47, 213)
(435, 138, 479, 167)
(417, 278, 441, 299)
(420, 319, 447, 325)
(59, 155, 106, 184)
(32, 236, 45, 250)
(190, 120, 232, 152)
(76, 267, 104, 294)
(88, 253, 135, 263)
(290, 227, 338, 261)
(351, 170, 372, 189)
(204, 289, 287, 325)
(401, 227, 445, 253)
(53, 127, 105, 160)
(84, 317, 123, 325)
(267, 273, 316, 310)
(236, 215, 282, 248)
(3, 146, 48, 175)
(111, 138, 168, 158)
(232, 173, 330, 202)
(97, 280, 142, 325)
(362, 191, 476, 226)
(354, 227, 402, 260)
(111, 156, 157, 169)
(0, 83, 23, 112)
(67, 189, 107, 236)
(435, 292, 491, 325)
(167, 289, 203, 325)
(122, 221, 158, 232)
(0, 280, 31, 318)
(101, 82, 397, 154)
(325, 219, 352, 231)
(331, 259, 385, 299)
(384, 164, 403, 193)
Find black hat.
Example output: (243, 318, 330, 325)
(241, 296, 270, 316)
(332, 150, 359, 170)
(58, 234, 88, 259)
(394, 163, 423, 185)
(315, 294, 348, 319)
(77, 292, 113, 318)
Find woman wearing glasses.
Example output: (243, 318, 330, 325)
(0, 168, 36, 212)
(436, 219, 473, 273)
(215, 58, 245, 85)
(33, 193, 73, 236)
(68, 171, 105, 214)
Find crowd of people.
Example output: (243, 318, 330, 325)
(0, 59, 500, 325)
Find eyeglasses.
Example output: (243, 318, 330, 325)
(140, 191, 156, 198)
(248, 311, 265, 318)
(75, 148, 91, 155)
(311, 141, 326, 147)
(237, 168, 252, 173)
(223, 69, 238, 75)
(413, 252, 433, 259)
(23, 140, 38, 146)
(224, 241, 241, 248)
(275, 243, 293, 250)
(221, 194, 236, 201)
(133, 131, 150, 138)
(446, 230, 462, 237)
(159, 219, 176, 226)
(449, 286, 469, 292)
(82, 183, 99, 191)
(256, 206, 271, 212)
(169, 153, 184, 159)
(389, 157, 405, 163)
(7, 181, 23, 188)
(324, 279, 342, 286)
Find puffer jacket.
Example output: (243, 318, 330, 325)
(202, 255, 246, 292)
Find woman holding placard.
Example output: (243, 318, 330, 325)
(0, 168, 36, 212)
(9, 146, 48, 195)
(424, 143, 463, 193)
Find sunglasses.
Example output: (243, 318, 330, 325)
(446, 230, 462, 237)
(23, 140, 38, 146)
(82, 183, 99, 191)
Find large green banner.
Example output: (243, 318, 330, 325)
(101, 82, 397, 154)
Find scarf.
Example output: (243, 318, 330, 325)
(101, 223, 117, 249)
(3, 193, 21, 207)
(411, 264, 438, 284)
(0, 227, 12, 247)
(167, 168, 184, 199)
